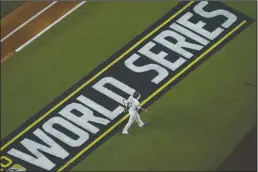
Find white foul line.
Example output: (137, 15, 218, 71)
(15, 1, 87, 52)
(1, 1, 58, 42)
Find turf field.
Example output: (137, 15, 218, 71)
(1, 1, 257, 171)
(0, 1, 25, 19)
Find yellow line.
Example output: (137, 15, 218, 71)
(58, 20, 247, 171)
(1, 1, 194, 151)
(142, 20, 247, 105)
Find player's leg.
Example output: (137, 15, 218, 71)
(122, 113, 135, 134)
(135, 112, 146, 127)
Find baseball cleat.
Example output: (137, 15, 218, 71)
(142, 122, 148, 126)
(122, 132, 131, 135)
(140, 122, 148, 127)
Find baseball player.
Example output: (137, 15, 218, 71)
(122, 91, 148, 135)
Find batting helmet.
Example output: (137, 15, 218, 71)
(133, 91, 140, 100)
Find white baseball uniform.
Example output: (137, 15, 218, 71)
(122, 96, 145, 134)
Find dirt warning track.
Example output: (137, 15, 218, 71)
(1, 2, 52, 39)
(1, 1, 84, 63)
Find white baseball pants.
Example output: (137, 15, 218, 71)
(122, 111, 144, 134)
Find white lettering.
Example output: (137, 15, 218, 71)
(170, 23, 209, 46)
(139, 41, 186, 71)
(43, 117, 89, 147)
(177, 12, 224, 40)
(124, 53, 169, 84)
(92, 77, 135, 104)
(194, 1, 237, 28)
(7, 129, 69, 170)
(77, 95, 124, 120)
(154, 30, 203, 59)
(59, 102, 110, 133)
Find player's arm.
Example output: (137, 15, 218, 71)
(122, 99, 129, 112)
(140, 107, 148, 112)
(137, 102, 148, 112)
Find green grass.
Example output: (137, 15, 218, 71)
(1, 1, 178, 139)
(1, 1, 25, 19)
(1, 1, 256, 171)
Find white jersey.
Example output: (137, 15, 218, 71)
(126, 96, 141, 113)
